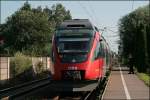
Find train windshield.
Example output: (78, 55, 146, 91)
(57, 37, 91, 53)
(57, 38, 91, 63)
(56, 29, 94, 63)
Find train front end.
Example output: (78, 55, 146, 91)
(51, 19, 104, 81)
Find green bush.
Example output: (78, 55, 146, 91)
(10, 52, 32, 77)
(137, 73, 150, 86)
(35, 61, 44, 74)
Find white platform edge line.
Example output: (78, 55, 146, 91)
(119, 67, 131, 100)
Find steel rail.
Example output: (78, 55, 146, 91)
(84, 71, 111, 100)
(0, 77, 50, 99)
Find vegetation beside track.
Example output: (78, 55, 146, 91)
(118, 4, 150, 73)
(0, 52, 51, 89)
(137, 73, 150, 87)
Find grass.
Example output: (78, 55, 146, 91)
(137, 73, 150, 87)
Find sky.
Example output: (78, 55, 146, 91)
(1, 1, 149, 53)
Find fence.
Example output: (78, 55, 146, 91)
(0, 57, 53, 82)
(0, 57, 9, 81)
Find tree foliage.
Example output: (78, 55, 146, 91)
(49, 4, 72, 27)
(1, 2, 72, 56)
(118, 5, 150, 72)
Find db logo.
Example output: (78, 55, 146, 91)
(68, 66, 77, 70)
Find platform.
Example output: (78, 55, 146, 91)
(102, 67, 149, 100)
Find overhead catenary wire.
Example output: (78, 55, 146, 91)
(77, 1, 119, 53)
(104, 34, 119, 38)
(107, 28, 119, 34)
(131, 0, 134, 11)
(87, 2, 101, 28)
(78, 1, 118, 36)
(78, 1, 99, 28)
(101, 27, 120, 52)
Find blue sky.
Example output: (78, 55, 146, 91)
(1, 1, 149, 53)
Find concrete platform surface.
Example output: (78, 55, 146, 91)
(102, 67, 149, 100)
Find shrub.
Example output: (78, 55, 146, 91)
(35, 61, 44, 74)
(10, 52, 32, 77)
(137, 73, 150, 86)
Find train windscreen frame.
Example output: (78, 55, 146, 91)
(55, 29, 94, 63)
(55, 29, 94, 37)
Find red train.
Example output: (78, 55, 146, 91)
(51, 19, 111, 82)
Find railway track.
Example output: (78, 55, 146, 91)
(0, 71, 110, 100)
(84, 71, 110, 100)
(0, 77, 50, 99)
(50, 71, 111, 100)
(84, 78, 107, 100)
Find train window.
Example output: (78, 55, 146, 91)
(57, 38, 91, 53)
(60, 53, 87, 63)
(92, 41, 100, 61)
(99, 41, 106, 58)
(51, 50, 55, 62)
(106, 48, 109, 65)
(56, 37, 92, 63)
(55, 29, 94, 37)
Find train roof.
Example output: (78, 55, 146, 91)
(57, 19, 95, 30)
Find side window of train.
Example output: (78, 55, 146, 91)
(103, 45, 106, 58)
(51, 50, 55, 62)
(99, 42, 105, 57)
(106, 49, 109, 64)
(92, 41, 100, 61)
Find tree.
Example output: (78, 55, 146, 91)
(3, 3, 52, 56)
(0, 24, 6, 54)
(49, 3, 72, 27)
(2, 2, 72, 56)
(118, 5, 149, 72)
(20, 2, 31, 11)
